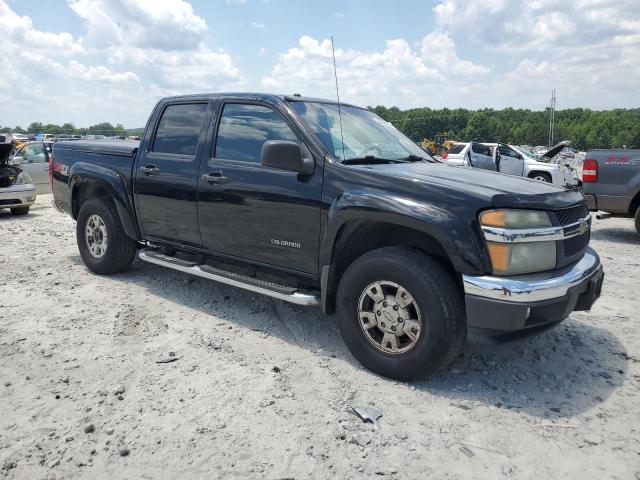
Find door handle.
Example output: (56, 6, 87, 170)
(202, 171, 229, 185)
(140, 164, 160, 175)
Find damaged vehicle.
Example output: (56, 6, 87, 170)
(444, 140, 579, 187)
(0, 134, 36, 216)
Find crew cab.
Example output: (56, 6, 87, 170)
(582, 149, 640, 235)
(51, 93, 604, 380)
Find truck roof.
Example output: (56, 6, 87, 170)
(159, 92, 365, 110)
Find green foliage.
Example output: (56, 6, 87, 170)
(1, 122, 141, 137)
(369, 106, 640, 149)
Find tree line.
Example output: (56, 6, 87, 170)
(0, 122, 143, 137)
(369, 106, 640, 150)
(2, 107, 639, 149)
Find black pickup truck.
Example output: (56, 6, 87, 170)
(51, 93, 603, 380)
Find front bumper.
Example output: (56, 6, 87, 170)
(0, 184, 37, 208)
(462, 248, 603, 332)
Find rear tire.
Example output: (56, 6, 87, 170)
(336, 247, 466, 381)
(77, 197, 137, 275)
(635, 207, 640, 236)
(10, 206, 30, 215)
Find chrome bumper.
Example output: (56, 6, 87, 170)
(0, 184, 37, 207)
(463, 248, 602, 303)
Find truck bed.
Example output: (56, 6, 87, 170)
(53, 139, 140, 157)
(582, 149, 640, 215)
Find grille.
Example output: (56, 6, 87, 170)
(564, 232, 590, 257)
(553, 204, 588, 226)
(0, 199, 21, 206)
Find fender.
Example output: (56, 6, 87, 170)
(320, 189, 487, 275)
(524, 162, 558, 178)
(69, 162, 140, 241)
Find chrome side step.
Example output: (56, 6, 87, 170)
(138, 249, 320, 306)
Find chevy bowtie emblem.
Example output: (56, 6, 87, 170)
(578, 221, 589, 235)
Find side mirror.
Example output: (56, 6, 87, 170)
(260, 140, 314, 175)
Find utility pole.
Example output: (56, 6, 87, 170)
(548, 89, 556, 147)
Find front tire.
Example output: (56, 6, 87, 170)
(336, 247, 466, 381)
(530, 172, 552, 183)
(10, 206, 30, 215)
(635, 207, 640, 236)
(76, 197, 137, 275)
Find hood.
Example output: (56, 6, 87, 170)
(0, 164, 22, 188)
(0, 133, 15, 164)
(358, 161, 585, 210)
(540, 140, 571, 161)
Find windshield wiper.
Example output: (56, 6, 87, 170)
(397, 154, 428, 162)
(341, 155, 406, 165)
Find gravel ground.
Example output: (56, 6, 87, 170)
(1, 195, 639, 480)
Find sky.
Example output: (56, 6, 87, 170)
(0, 0, 639, 128)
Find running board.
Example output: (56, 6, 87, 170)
(138, 249, 320, 306)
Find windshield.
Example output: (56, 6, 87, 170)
(514, 146, 539, 160)
(290, 101, 434, 162)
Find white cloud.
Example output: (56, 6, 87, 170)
(250, 21, 265, 29)
(0, 0, 243, 127)
(68, 0, 207, 50)
(68, 0, 242, 89)
(0, 0, 83, 54)
(420, 32, 489, 76)
(262, 35, 496, 107)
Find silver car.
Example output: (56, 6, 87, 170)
(10, 141, 51, 194)
(0, 134, 37, 215)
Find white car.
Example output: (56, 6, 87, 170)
(443, 141, 578, 187)
(9, 142, 52, 194)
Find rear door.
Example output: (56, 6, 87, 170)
(12, 142, 50, 194)
(197, 100, 322, 274)
(133, 101, 211, 247)
(497, 144, 525, 176)
(467, 142, 495, 170)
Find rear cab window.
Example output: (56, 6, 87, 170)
(152, 103, 209, 156)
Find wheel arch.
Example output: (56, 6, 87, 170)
(321, 216, 470, 314)
(70, 162, 139, 240)
(527, 170, 553, 182)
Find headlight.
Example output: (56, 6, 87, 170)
(480, 209, 551, 228)
(14, 172, 33, 185)
(480, 209, 556, 275)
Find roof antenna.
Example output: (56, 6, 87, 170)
(331, 36, 346, 161)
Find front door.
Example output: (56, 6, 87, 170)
(198, 101, 322, 274)
(467, 142, 495, 171)
(496, 144, 525, 176)
(134, 101, 210, 247)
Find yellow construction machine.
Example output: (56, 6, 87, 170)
(420, 133, 455, 156)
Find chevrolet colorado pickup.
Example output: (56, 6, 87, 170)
(51, 93, 604, 380)
(582, 149, 640, 235)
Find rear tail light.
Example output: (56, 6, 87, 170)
(442, 151, 448, 160)
(582, 159, 598, 182)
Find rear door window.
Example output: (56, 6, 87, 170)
(152, 103, 208, 156)
(472, 143, 492, 156)
(215, 103, 298, 163)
